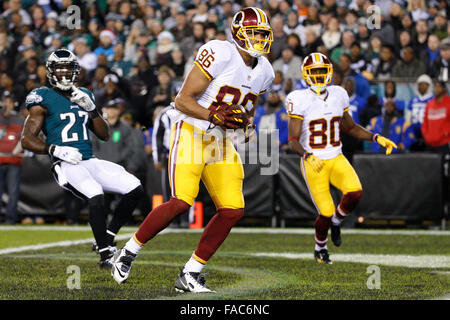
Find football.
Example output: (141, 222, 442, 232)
(223, 104, 249, 129)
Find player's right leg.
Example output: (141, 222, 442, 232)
(54, 161, 114, 268)
(112, 121, 203, 284)
(300, 157, 335, 264)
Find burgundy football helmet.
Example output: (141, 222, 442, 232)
(231, 7, 273, 57)
(301, 52, 334, 94)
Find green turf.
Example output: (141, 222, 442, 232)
(0, 227, 449, 300)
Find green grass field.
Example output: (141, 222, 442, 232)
(0, 226, 449, 300)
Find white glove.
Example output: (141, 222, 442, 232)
(70, 87, 96, 112)
(49, 145, 82, 164)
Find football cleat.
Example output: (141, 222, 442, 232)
(174, 270, 215, 293)
(111, 248, 136, 284)
(99, 253, 114, 270)
(330, 224, 342, 247)
(92, 241, 117, 255)
(314, 249, 333, 264)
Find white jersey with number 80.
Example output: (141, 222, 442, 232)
(285, 86, 350, 160)
(169, 40, 274, 132)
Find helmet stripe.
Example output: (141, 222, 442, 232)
(257, 8, 266, 24)
(251, 7, 261, 24)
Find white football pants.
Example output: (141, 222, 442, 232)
(52, 158, 141, 199)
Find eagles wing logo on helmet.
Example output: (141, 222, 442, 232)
(46, 49, 80, 91)
(231, 7, 273, 58)
(301, 53, 334, 95)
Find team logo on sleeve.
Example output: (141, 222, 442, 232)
(26, 91, 43, 104)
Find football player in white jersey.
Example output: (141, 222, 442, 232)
(286, 52, 397, 264)
(112, 7, 275, 291)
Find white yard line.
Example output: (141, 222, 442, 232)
(0, 233, 134, 255)
(249, 252, 450, 269)
(0, 226, 449, 236)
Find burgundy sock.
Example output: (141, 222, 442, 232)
(315, 215, 331, 247)
(135, 197, 190, 245)
(194, 208, 244, 262)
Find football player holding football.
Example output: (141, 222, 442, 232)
(286, 52, 397, 264)
(112, 7, 274, 292)
(21, 49, 144, 268)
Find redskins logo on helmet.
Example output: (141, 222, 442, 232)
(231, 7, 273, 58)
(302, 52, 333, 95)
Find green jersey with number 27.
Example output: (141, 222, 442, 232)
(25, 86, 94, 160)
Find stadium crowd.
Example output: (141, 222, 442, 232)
(0, 0, 449, 224)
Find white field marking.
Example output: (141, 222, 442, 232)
(250, 252, 450, 269)
(0, 233, 134, 255)
(0, 226, 449, 236)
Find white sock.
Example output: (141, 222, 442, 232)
(183, 257, 205, 273)
(124, 234, 143, 255)
(315, 244, 327, 251)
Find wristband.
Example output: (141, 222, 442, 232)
(303, 152, 312, 160)
(47, 144, 55, 156)
(89, 109, 100, 119)
(288, 136, 300, 142)
(343, 122, 356, 132)
(372, 133, 379, 142)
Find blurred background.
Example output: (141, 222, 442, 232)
(0, 0, 449, 229)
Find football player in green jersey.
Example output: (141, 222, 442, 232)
(21, 49, 144, 269)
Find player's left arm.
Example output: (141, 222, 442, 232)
(341, 111, 397, 155)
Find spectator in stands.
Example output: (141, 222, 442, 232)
(349, 41, 370, 74)
(302, 26, 323, 57)
(284, 9, 306, 45)
(0, 73, 24, 108)
(169, 47, 186, 80)
(321, 16, 341, 52)
(286, 33, 304, 58)
(359, 94, 382, 128)
(407, 0, 429, 22)
(254, 91, 289, 152)
(155, 30, 176, 67)
(108, 42, 133, 78)
(1, 0, 32, 26)
(421, 80, 450, 153)
(338, 53, 371, 103)
(330, 30, 355, 64)
(170, 6, 192, 44)
(374, 44, 397, 80)
(270, 14, 288, 61)
(179, 21, 205, 60)
(397, 30, 413, 53)
(73, 37, 97, 72)
(272, 45, 303, 83)
(0, 94, 24, 224)
(341, 76, 365, 160)
(380, 80, 405, 116)
(0, 32, 14, 72)
(98, 73, 126, 110)
(343, 9, 359, 35)
(392, 46, 427, 79)
(369, 99, 406, 154)
(93, 29, 116, 58)
(271, 70, 289, 100)
(356, 20, 371, 52)
(432, 12, 448, 40)
(420, 34, 441, 69)
(402, 74, 434, 151)
(411, 19, 429, 55)
(303, 3, 322, 36)
(429, 37, 450, 82)
(146, 65, 175, 124)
